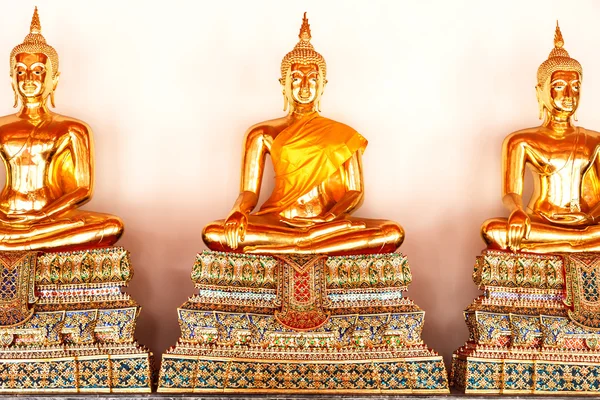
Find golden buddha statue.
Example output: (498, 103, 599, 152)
(0, 8, 123, 251)
(203, 13, 403, 255)
(161, 14, 448, 393)
(481, 23, 600, 254)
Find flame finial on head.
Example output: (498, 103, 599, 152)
(299, 12, 311, 41)
(554, 21, 564, 49)
(30, 7, 41, 35)
(280, 13, 327, 80)
(9, 7, 59, 78)
(536, 21, 581, 86)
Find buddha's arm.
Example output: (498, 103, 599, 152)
(223, 128, 269, 249)
(325, 152, 364, 218)
(502, 136, 528, 212)
(228, 128, 269, 216)
(0, 151, 12, 223)
(290, 152, 364, 225)
(585, 145, 600, 221)
(501, 135, 531, 250)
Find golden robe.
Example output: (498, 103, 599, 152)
(257, 113, 368, 216)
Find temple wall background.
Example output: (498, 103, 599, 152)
(1, 0, 599, 367)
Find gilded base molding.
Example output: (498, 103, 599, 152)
(452, 250, 600, 394)
(158, 251, 448, 393)
(0, 247, 152, 393)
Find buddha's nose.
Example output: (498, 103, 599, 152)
(565, 86, 573, 97)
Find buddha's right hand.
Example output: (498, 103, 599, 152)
(224, 211, 248, 250)
(506, 209, 531, 252)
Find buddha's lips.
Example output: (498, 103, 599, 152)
(19, 82, 40, 94)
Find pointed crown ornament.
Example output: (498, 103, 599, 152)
(537, 22, 582, 86)
(10, 7, 59, 78)
(280, 13, 327, 80)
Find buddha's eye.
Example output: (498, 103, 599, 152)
(34, 71, 41, 76)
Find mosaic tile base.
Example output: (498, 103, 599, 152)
(452, 355, 600, 394)
(0, 345, 151, 393)
(0, 248, 152, 393)
(452, 250, 600, 394)
(159, 355, 447, 393)
(158, 251, 448, 393)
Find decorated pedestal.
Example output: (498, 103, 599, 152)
(452, 250, 600, 394)
(158, 251, 448, 394)
(0, 247, 152, 393)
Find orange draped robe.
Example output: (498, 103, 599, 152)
(256, 113, 368, 216)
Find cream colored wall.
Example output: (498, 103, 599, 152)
(1, 0, 600, 366)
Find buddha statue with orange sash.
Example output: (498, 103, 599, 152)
(203, 13, 403, 255)
(161, 13, 448, 393)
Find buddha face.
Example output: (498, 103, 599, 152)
(546, 70, 580, 116)
(288, 63, 322, 106)
(12, 52, 55, 103)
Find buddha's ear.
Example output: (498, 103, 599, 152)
(279, 78, 288, 111)
(535, 83, 551, 120)
(49, 72, 60, 108)
(52, 72, 60, 92)
(318, 71, 327, 96)
(535, 84, 548, 121)
(11, 79, 18, 109)
(279, 77, 286, 95)
(10, 74, 19, 108)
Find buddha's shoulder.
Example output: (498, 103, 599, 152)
(244, 117, 289, 140)
(503, 127, 547, 144)
(49, 114, 92, 135)
(579, 127, 600, 139)
(314, 115, 357, 132)
(0, 113, 90, 137)
(0, 113, 20, 126)
(505, 127, 600, 142)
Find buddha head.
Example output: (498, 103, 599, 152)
(10, 7, 60, 108)
(536, 22, 582, 121)
(280, 13, 327, 112)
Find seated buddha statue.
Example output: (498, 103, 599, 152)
(203, 14, 403, 255)
(482, 23, 600, 253)
(0, 8, 123, 251)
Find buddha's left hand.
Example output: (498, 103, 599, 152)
(282, 213, 336, 227)
(551, 212, 593, 226)
(4, 210, 48, 224)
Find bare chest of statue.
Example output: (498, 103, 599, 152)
(529, 129, 597, 215)
(0, 122, 62, 214)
